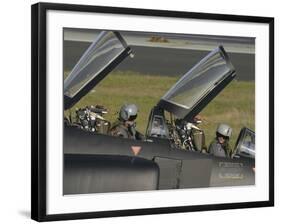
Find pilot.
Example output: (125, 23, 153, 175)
(208, 123, 232, 158)
(110, 104, 144, 140)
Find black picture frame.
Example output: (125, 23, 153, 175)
(31, 2, 274, 222)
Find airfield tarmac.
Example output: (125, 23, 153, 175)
(63, 29, 255, 80)
(116, 45, 254, 80)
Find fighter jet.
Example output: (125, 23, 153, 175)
(63, 31, 255, 194)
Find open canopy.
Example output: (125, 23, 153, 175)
(64, 31, 131, 110)
(158, 46, 236, 121)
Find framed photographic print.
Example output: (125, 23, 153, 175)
(31, 2, 274, 222)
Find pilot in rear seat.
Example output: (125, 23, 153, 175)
(208, 123, 232, 158)
(110, 104, 144, 140)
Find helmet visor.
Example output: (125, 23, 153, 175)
(128, 114, 137, 121)
(216, 132, 229, 139)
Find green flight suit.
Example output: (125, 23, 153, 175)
(208, 138, 232, 158)
(110, 120, 144, 140)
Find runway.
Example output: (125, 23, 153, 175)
(64, 41, 254, 81)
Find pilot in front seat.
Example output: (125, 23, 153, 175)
(110, 104, 144, 140)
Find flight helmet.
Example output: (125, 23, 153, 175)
(216, 123, 232, 138)
(119, 104, 138, 121)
